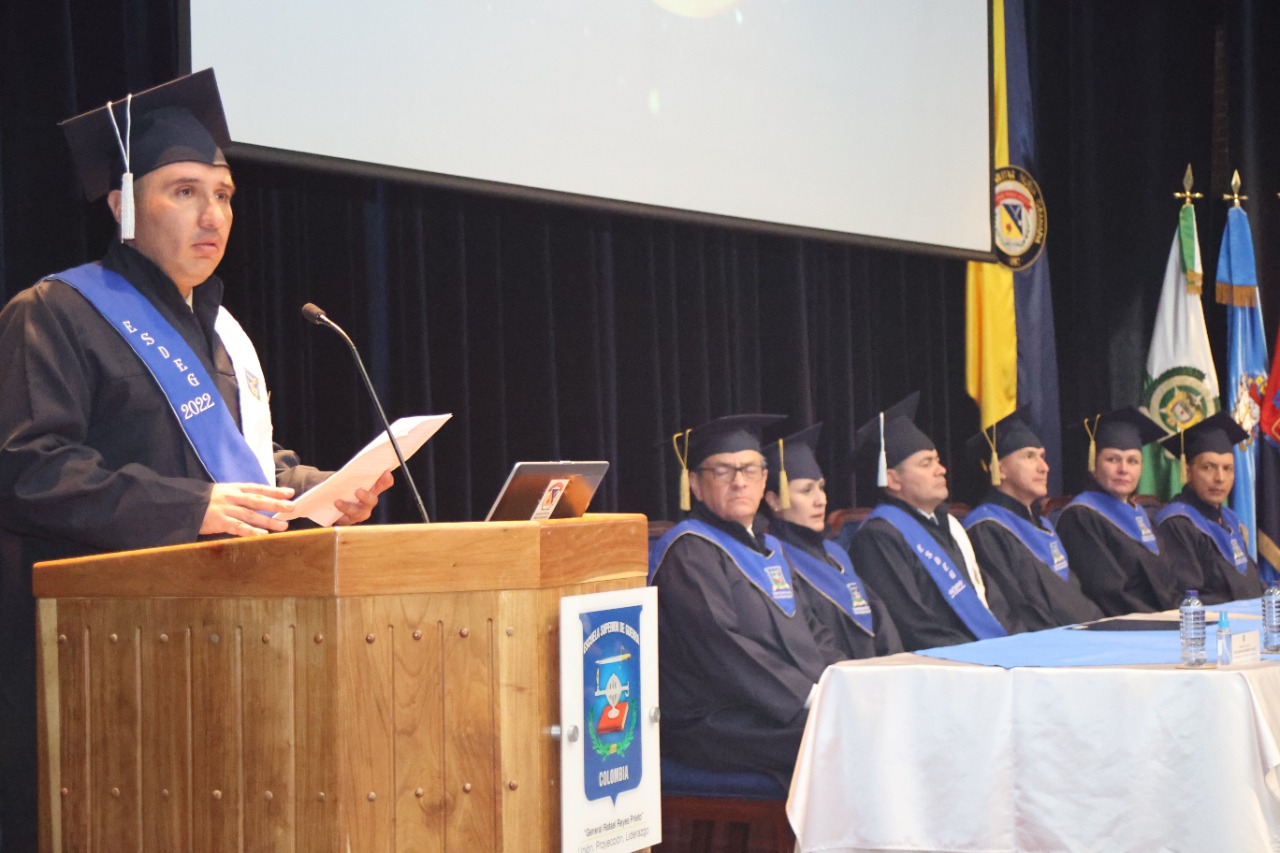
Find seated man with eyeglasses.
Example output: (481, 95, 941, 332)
(649, 414, 838, 786)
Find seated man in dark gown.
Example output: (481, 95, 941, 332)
(848, 393, 1017, 651)
(1056, 407, 1180, 616)
(649, 414, 836, 785)
(963, 411, 1103, 631)
(762, 423, 902, 660)
(1155, 412, 1266, 605)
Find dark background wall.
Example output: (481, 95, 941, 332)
(3, 0, 1279, 522)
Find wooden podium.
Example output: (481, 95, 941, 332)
(34, 514, 647, 852)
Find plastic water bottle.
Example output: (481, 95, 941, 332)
(1216, 611, 1232, 667)
(1263, 584, 1280, 652)
(1180, 589, 1206, 667)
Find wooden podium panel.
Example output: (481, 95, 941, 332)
(34, 514, 647, 853)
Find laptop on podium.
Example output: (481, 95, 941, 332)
(483, 461, 609, 522)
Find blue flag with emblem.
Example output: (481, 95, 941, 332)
(1004, 0, 1063, 494)
(1217, 203, 1267, 560)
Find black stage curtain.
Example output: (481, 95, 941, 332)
(1031, 0, 1280, 493)
(2, 1, 1278, 521)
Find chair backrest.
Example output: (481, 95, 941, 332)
(827, 507, 871, 535)
(648, 519, 675, 541)
(1041, 494, 1074, 523)
(1134, 493, 1164, 523)
(827, 507, 871, 552)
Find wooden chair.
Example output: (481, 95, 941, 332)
(649, 518, 676, 541)
(1041, 493, 1074, 522)
(659, 758, 794, 853)
(1134, 493, 1165, 523)
(827, 506, 871, 537)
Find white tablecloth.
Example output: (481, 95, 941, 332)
(788, 653, 1280, 853)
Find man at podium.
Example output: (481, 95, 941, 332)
(0, 71, 390, 851)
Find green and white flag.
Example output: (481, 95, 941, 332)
(1138, 205, 1221, 499)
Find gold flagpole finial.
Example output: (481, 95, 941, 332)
(1223, 170, 1247, 207)
(1174, 164, 1202, 207)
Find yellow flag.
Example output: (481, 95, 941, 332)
(965, 0, 1017, 429)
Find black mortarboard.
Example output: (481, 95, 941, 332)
(670, 414, 785, 510)
(764, 423, 824, 507)
(965, 407, 1041, 486)
(59, 69, 230, 239)
(1074, 406, 1166, 472)
(853, 393, 934, 487)
(1156, 411, 1248, 480)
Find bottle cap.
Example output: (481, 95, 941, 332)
(1218, 611, 1229, 628)
(1185, 589, 1198, 598)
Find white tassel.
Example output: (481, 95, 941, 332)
(119, 171, 135, 240)
(107, 94, 134, 241)
(876, 412, 888, 488)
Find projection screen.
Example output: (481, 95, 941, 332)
(186, 0, 993, 258)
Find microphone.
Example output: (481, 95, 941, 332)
(301, 303, 430, 524)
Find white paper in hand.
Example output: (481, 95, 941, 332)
(277, 414, 451, 526)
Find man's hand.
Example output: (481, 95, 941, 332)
(200, 483, 297, 536)
(333, 469, 394, 526)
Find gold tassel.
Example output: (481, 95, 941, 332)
(672, 430, 691, 511)
(777, 439, 791, 509)
(983, 423, 1001, 486)
(1178, 429, 1188, 483)
(1083, 415, 1099, 474)
(1186, 268, 1202, 295)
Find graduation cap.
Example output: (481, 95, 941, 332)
(763, 423, 824, 509)
(670, 414, 786, 511)
(853, 392, 933, 488)
(965, 407, 1041, 487)
(1156, 410, 1249, 481)
(1075, 406, 1167, 473)
(59, 69, 231, 240)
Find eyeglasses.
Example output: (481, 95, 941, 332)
(696, 463, 767, 483)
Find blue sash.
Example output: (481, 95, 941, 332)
(650, 519, 796, 616)
(867, 505, 1007, 639)
(1156, 501, 1250, 574)
(1067, 491, 1160, 555)
(964, 502, 1071, 580)
(779, 539, 875, 635)
(52, 264, 270, 486)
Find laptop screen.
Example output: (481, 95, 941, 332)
(484, 461, 609, 522)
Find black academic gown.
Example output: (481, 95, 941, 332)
(849, 496, 1020, 651)
(0, 242, 327, 851)
(1157, 487, 1266, 606)
(770, 518, 903, 659)
(1055, 491, 1180, 616)
(965, 490, 1104, 631)
(650, 502, 833, 785)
